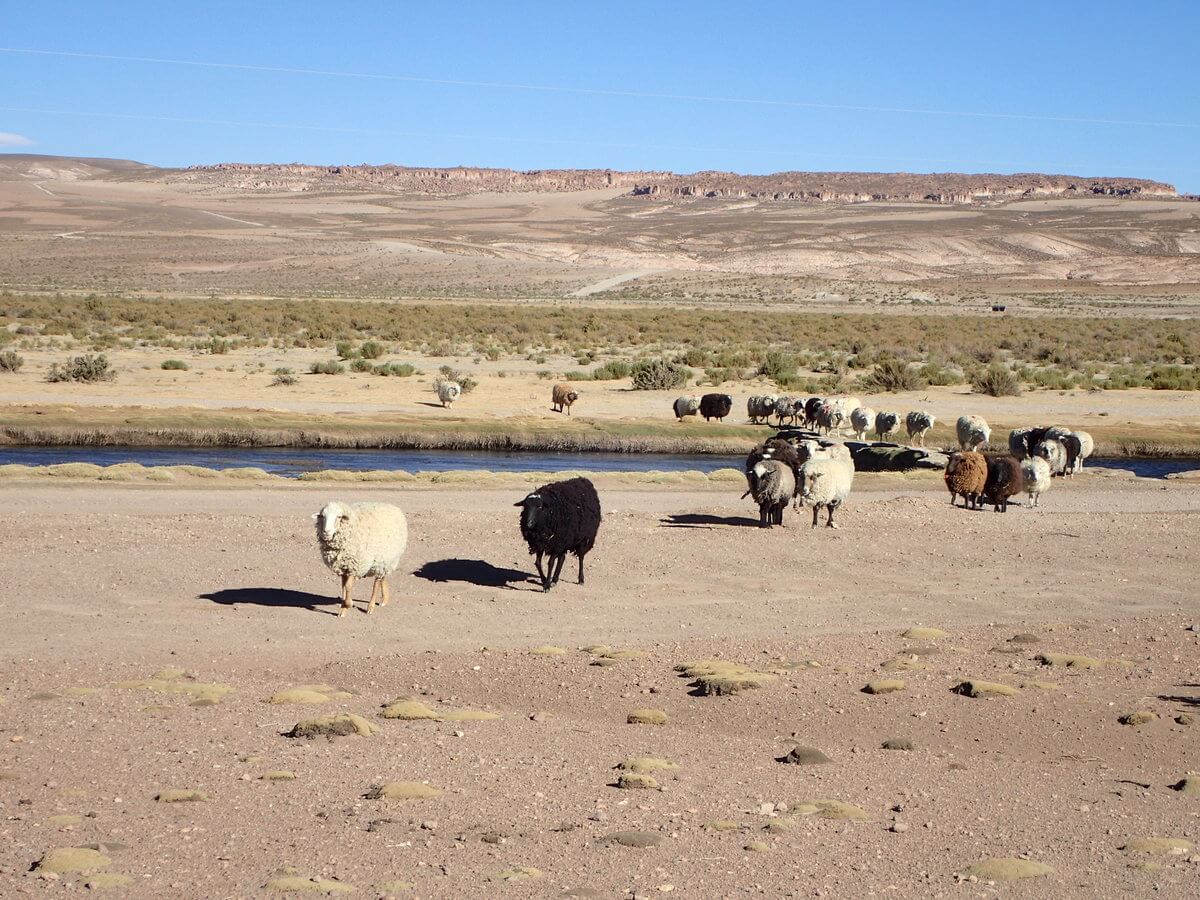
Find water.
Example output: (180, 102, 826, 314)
(0, 445, 744, 477)
(0, 446, 1195, 479)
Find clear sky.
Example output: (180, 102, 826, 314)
(2, 1, 1198, 190)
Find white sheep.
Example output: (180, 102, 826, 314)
(797, 451, 854, 528)
(906, 410, 936, 447)
(850, 406, 876, 441)
(1033, 438, 1068, 476)
(1073, 430, 1094, 472)
(436, 380, 462, 408)
(956, 415, 991, 451)
(1021, 456, 1051, 508)
(674, 395, 701, 419)
(314, 501, 408, 617)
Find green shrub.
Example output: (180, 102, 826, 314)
(860, 357, 925, 392)
(161, 359, 189, 370)
(350, 358, 373, 372)
(309, 360, 345, 375)
(359, 340, 386, 360)
(271, 367, 297, 386)
(206, 338, 231, 355)
(1148, 364, 1200, 390)
(46, 353, 115, 383)
(437, 365, 477, 394)
(918, 361, 961, 386)
(704, 366, 736, 386)
(757, 349, 798, 384)
(335, 340, 359, 359)
(631, 357, 692, 390)
(373, 362, 416, 377)
(0, 350, 23, 373)
(972, 363, 1022, 397)
(591, 359, 632, 380)
(564, 370, 593, 381)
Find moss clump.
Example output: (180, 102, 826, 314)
(1122, 837, 1193, 853)
(1021, 681, 1061, 691)
(762, 820, 793, 834)
(114, 675, 233, 704)
(863, 679, 905, 695)
(155, 789, 208, 803)
(365, 782, 441, 801)
(595, 648, 649, 661)
(616, 772, 660, 790)
(1171, 776, 1200, 795)
(1035, 652, 1102, 669)
(376, 882, 415, 894)
(627, 708, 668, 725)
(1119, 710, 1158, 726)
(705, 821, 741, 832)
(964, 858, 1054, 880)
(902, 626, 948, 640)
(266, 875, 356, 894)
(268, 688, 337, 705)
(796, 799, 868, 820)
(379, 698, 440, 720)
(617, 758, 678, 775)
(287, 713, 378, 739)
(36, 847, 112, 873)
(529, 645, 567, 656)
(953, 680, 1018, 698)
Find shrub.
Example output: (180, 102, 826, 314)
(704, 366, 736, 386)
(631, 357, 692, 390)
(46, 354, 116, 383)
(206, 338, 231, 355)
(335, 340, 359, 359)
(359, 340, 386, 360)
(271, 367, 297, 386)
(310, 360, 345, 375)
(757, 349, 798, 384)
(373, 362, 416, 377)
(918, 361, 961, 386)
(161, 359, 189, 370)
(437, 365, 477, 394)
(972, 363, 1022, 397)
(350, 358, 373, 373)
(591, 359, 632, 380)
(861, 357, 925, 392)
(0, 350, 23, 373)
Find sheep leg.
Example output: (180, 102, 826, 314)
(826, 504, 838, 528)
(551, 553, 566, 586)
(534, 552, 550, 591)
(759, 505, 770, 528)
(366, 578, 380, 615)
(339, 573, 355, 617)
(577, 553, 586, 585)
(811, 505, 820, 528)
(379, 578, 391, 606)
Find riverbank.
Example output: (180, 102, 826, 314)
(4, 402, 1200, 458)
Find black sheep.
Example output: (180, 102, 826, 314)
(804, 396, 825, 428)
(514, 477, 602, 592)
(699, 393, 733, 421)
(983, 455, 1025, 512)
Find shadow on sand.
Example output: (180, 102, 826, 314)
(412, 558, 533, 590)
(198, 587, 338, 614)
(660, 513, 761, 529)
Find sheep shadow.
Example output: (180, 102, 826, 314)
(1158, 688, 1200, 708)
(412, 558, 533, 590)
(198, 587, 339, 615)
(660, 513, 761, 529)
(416, 401, 450, 409)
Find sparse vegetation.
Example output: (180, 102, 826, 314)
(46, 354, 115, 383)
(860, 357, 925, 392)
(436, 365, 477, 395)
(161, 359, 189, 371)
(0, 350, 23, 373)
(631, 357, 692, 391)
(972, 363, 1022, 397)
(270, 367, 297, 386)
(309, 360, 345, 375)
(373, 362, 416, 377)
(359, 340, 386, 360)
(590, 359, 632, 380)
(350, 358, 373, 372)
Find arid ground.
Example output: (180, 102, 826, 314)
(1, 477, 1199, 897)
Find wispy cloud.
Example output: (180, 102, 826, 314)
(0, 131, 35, 147)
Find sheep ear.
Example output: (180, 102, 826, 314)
(311, 512, 319, 520)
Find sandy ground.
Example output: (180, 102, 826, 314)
(2, 478, 1200, 897)
(4, 345, 1200, 436)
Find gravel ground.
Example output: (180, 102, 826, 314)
(1, 478, 1199, 897)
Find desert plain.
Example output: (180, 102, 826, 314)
(1, 156, 1200, 897)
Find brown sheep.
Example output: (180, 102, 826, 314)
(983, 455, 1025, 513)
(944, 451, 987, 510)
(551, 383, 579, 415)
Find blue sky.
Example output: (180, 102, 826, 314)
(2, 1, 1198, 190)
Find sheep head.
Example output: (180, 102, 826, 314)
(567, 390, 579, 403)
(315, 501, 354, 542)
(514, 491, 546, 530)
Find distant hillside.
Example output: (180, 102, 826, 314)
(142, 160, 1178, 204)
(0, 154, 154, 180)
